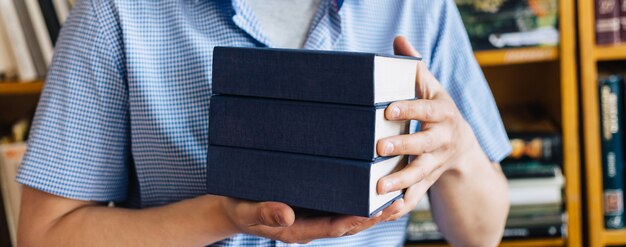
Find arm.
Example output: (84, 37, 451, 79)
(19, 181, 404, 247)
(376, 37, 509, 247)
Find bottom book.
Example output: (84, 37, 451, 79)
(406, 222, 565, 242)
(206, 145, 406, 217)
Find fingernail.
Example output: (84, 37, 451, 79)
(391, 106, 401, 119)
(374, 211, 383, 218)
(384, 143, 394, 155)
(274, 211, 286, 227)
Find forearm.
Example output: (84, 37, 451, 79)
(428, 144, 509, 247)
(19, 188, 237, 247)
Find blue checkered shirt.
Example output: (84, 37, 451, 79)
(17, 0, 511, 246)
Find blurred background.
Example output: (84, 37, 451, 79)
(0, 0, 625, 246)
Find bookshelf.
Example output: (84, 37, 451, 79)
(406, 0, 581, 246)
(406, 238, 566, 247)
(474, 46, 559, 66)
(578, 0, 626, 245)
(0, 81, 44, 95)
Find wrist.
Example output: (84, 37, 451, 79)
(442, 125, 489, 180)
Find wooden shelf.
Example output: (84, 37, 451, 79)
(474, 47, 559, 66)
(594, 44, 626, 61)
(604, 229, 626, 245)
(0, 81, 44, 95)
(579, 0, 626, 246)
(406, 238, 565, 247)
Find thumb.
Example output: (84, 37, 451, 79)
(236, 200, 295, 227)
(393, 36, 421, 58)
(392, 36, 439, 100)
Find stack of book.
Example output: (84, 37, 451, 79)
(598, 72, 626, 229)
(455, 0, 559, 51)
(595, 0, 626, 45)
(206, 47, 420, 216)
(0, 0, 75, 81)
(0, 118, 29, 246)
(406, 106, 566, 242)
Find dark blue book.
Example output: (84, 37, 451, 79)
(211, 46, 420, 106)
(209, 95, 410, 161)
(206, 145, 406, 217)
(599, 74, 625, 229)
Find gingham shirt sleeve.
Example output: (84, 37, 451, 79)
(428, 0, 511, 162)
(17, 0, 130, 201)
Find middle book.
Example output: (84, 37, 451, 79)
(209, 95, 410, 161)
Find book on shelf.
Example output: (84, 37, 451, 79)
(0, 142, 26, 247)
(455, 0, 559, 51)
(0, 0, 39, 81)
(25, 0, 54, 66)
(0, 0, 72, 82)
(207, 47, 420, 216)
(599, 74, 625, 229)
(0, 10, 17, 81)
(595, 0, 622, 45)
(406, 211, 565, 242)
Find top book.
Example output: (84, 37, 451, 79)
(212, 47, 420, 106)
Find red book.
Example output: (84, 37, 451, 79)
(596, 0, 622, 45)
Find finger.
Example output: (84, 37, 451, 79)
(393, 36, 442, 100)
(385, 99, 454, 122)
(377, 129, 444, 156)
(378, 153, 439, 194)
(387, 183, 430, 222)
(277, 215, 369, 243)
(236, 200, 295, 227)
(393, 36, 422, 58)
(344, 198, 405, 235)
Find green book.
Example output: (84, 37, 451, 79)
(599, 74, 625, 229)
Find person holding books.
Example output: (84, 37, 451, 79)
(16, 0, 511, 246)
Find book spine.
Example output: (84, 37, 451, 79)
(0, 10, 17, 80)
(406, 222, 564, 242)
(505, 134, 562, 163)
(501, 162, 558, 179)
(38, 0, 61, 46)
(0, 0, 38, 81)
(599, 75, 625, 229)
(25, 0, 54, 66)
(596, 0, 622, 45)
(209, 95, 407, 160)
(621, 0, 626, 40)
(51, 0, 69, 24)
(206, 145, 373, 216)
(211, 47, 377, 106)
(13, 0, 47, 78)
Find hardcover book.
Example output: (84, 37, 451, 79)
(599, 74, 625, 229)
(206, 145, 406, 217)
(211, 46, 419, 106)
(209, 95, 409, 161)
(595, 0, 622, 45)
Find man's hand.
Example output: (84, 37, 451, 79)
(218, 196, 405, 244)
(376, 36, 486, 221)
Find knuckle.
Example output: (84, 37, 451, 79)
(425, 102, 435, 121)
(400, 137, 412, 154)
(422, 131, 434, 152)
(329, 228, 346, 238)
(413, 166, 428, 182)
